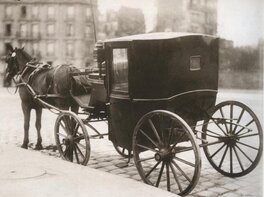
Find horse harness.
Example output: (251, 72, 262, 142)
(15, 62, 66, 100)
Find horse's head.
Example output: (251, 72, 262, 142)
(4, 45, 32, 85)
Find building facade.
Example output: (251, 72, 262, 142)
(156, 0, 217, 35)
(0, 0, 97, 68)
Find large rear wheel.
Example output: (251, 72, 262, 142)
(54, 112, 90, 165)
(133, 110, 201, 196)
(202, 101, 263, 177)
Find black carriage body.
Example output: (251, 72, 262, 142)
(104, 32, 219, 151)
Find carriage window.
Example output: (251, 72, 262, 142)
(111, 48, 128, 94)
(190, 56, 201, 71)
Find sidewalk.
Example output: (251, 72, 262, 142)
(0, 145, 177, 197)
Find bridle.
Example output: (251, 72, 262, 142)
(5, 51, 36, 94)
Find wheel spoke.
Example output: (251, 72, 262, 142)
(232, 108, 245, 134)
(139, 129, 159, 147)
(236, 141, 259, 151)
(218, 145, 228, 168)
(76, 142, 86, 149)
(145, 161, 161, 178)
(230, 104, 233, 134)
(57, 132, 67, 138)
(205, 128, 222, 138)
(233, 146, 244, 171)
(136, 144, 158, 152)
(238, 133, 259, 138)
(236, 119, 254, 135)
(59, 122, 68, 134)
(172, 160, 191, 182)
(235, 144, 253, 163)
(219, 108, 229, 133)
(137, 156, 155, 163)
(230, 146, 233, 173)
(73, 145, 80, 164)
(169, 163, 183, 193)
(170, 132, 186, 152)
(211, 118, 227, 136)
(73, 124, 80, 136)
(155, 162, 165, 187)
(175, 146, 194, 153)
(209, 143, 226, 159)
(148, 119, 162, 144)
(174, 157, 195, 168)
(166, 163, 171, 191)
(63, 146, 69, 157)
(74, 134, 85, 141)
(62, 117, 71, 134)
(75, 144, 85, 159)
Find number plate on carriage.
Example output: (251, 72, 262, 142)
(190, 56, 201, 71)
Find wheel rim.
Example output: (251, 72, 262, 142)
(113, 143, 133, 158)
(133, 110, 201, 196)
(55, 112, 90, 165)
(202, 101, 263, 177)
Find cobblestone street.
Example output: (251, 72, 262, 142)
(0, 87, 263, 197)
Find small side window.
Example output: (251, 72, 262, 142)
(190, 55, 201, 71)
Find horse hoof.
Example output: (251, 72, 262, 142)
(34, 144, 43, 150)
(21, 144, 28, 149)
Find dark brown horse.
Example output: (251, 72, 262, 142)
(4, 45, 79, 150)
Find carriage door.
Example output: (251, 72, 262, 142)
(108, 47, 133, 150)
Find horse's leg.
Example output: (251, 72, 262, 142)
(21, 102, 31, 149)
(35, 107, 43, 150)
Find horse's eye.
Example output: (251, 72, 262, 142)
(11, 52, 16, 57)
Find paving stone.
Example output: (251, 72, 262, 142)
(131, 174, 141, 181)
(102, 165, 118, 172)
(109, 168, 126, 175)
(195, 190, 219, 197)
(219, 192, 241, 197)
(222, 183, 241, 191)
(208, 186, 229, 195)
(199, 180, 215, 188)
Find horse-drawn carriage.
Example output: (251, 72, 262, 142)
(4, 32, 263, 196)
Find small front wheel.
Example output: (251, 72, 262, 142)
(54, 112, 90, 165)
(133, 110, 201, 196)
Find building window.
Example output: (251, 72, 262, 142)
(47, 42, 55, 56)
(47, 6, 55, 19)
(67, 6, 75, 19)
(32, 6, 39, 18)
(47, 24, 55, 36)
(66, 24, 74, 36)
(32, 42, 39, 56)
(32, 24, 39, 38)
(66, 43, 74, 57)
(86, 7, 92, 18)
(5, 24, 12, 36)
(5, 6, 12, 18)
(20, 24, 27, 37)
(21, 6, 27, 18)
(85, 25, 92, 36)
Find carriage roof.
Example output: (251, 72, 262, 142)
(104, 32, 216, 43)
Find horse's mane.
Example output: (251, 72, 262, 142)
(18, 48, 33, 62)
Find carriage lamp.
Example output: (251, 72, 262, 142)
(93, 41, 105, 79)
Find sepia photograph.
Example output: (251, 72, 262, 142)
(0, 0, 263, 196)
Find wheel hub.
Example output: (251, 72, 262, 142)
(155, 148, 174, 162)
(220, 134, 239, 147)
(63, 135, 74, 145)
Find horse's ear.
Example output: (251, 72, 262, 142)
(6, 43, 14, 54)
